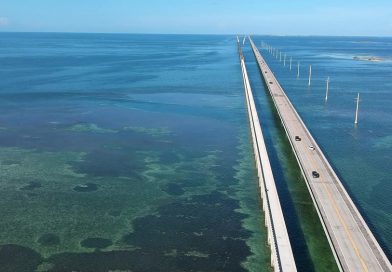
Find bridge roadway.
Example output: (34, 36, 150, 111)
(249, 37, 392, 272)
(237, 37, 297, 272)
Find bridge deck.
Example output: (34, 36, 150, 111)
(249, 37, 391, 272)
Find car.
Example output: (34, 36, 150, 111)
(309, 145, 315, 150)
(269, 81, 273, 84)
(295, 136, 301, 141)
(312, 171, 320, 178)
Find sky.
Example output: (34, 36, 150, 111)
(0, 0, 391, 36)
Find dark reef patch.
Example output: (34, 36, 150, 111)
(46, 250, 152, 272)
(19, 181, 42, 191)
(24, 191, 252, 271)
(73, 183, 98, 192)
(0, 192, 251, 271)
(37, 234, 60, 246)
(108, 210, 121, 217)
(72, 148, 145, 178)
(1, 159, 20, 166)
(0, 244, 43, 272)
(81, 238, 112, 249)
(121, 191, 251, 272)
(162, 182, 184, 196)
(178, 177, 205, 188)
(159, 150, 180, 164)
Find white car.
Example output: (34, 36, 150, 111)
(309, 145, 315, 150)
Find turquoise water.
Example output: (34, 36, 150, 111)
(248, 36, 392, 260)
(0, 33, 390, 271)
(0, 33, 271, 271)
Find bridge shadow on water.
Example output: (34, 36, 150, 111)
(251, 79, 316, 272)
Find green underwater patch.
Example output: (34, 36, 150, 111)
(373, 135, 392, 150)
(231, 132, 272, 272)
(122, 126, 171, 137)
(66, 123, 117, 133)
(0, 145, 225, 262)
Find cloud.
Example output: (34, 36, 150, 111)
(0, 17, 9, 27)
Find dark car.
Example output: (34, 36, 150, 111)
(295, 136, 301, 141)
(312, 171, 320, 178)
(269, 81, 273, 84)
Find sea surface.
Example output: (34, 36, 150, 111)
(0, 33, 272, 272)
(247, 35, 392, 260)
(0, 33, 390, 271)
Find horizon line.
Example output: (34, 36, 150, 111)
(0, 30, 391, 38)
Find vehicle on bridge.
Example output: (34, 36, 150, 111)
(312, 171, 320, 178)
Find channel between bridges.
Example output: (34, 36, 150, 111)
(248, 36, 392, 272)
(237, 37, 297, 272)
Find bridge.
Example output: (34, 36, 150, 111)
(237, 37, 297, 272)
(249, 36, 392, 272)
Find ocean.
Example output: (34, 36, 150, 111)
(246, 35, 392, 269)
(0, 33, 390, 271)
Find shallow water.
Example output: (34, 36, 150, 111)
(0, 33, 390, 271)
(0, 33, 271, 271)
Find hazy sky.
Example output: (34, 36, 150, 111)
(0, 0, 391, 36)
